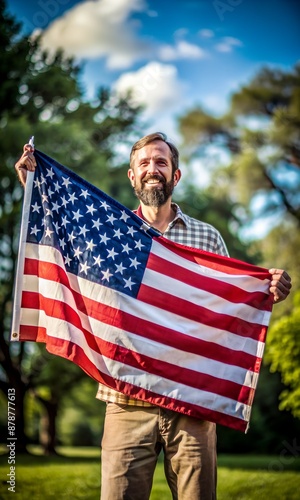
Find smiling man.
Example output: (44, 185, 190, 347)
(15, 132, 292, 500)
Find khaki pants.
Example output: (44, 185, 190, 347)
(101, 403, 217, 500)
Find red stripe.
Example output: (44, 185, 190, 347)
(155, 236, 271, 280)
(28, 332, 248, 432)
(21, 290, 253, 403)
(138, 283, 268, 343)
(147, 252, 272, 309)
(23, 257, 261, 368)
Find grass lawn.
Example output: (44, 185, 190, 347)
(0, 446, 299, 499)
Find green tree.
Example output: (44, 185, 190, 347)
(178, 64, 300, 229)
(265, 292, 300, 419)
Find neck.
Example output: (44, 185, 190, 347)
(139, 200, 175, 233)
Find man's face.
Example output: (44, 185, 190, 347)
(128, 140, 181, 207)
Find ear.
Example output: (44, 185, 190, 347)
(173, 169, 182, 187)
(127, 168, 135, 186)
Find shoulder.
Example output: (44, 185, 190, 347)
(173, 207, 229, 256)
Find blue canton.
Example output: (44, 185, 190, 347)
(27, 150, 160, 298)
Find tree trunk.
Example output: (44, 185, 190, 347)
(38, 397, 59, 455)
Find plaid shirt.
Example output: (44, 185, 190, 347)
(96, 203, 229, 406)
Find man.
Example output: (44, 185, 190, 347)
(16, 132, 292, 500)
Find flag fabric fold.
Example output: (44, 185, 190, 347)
(11, 150, 274, 432)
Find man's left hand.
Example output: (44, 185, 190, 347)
(268, 269, 292, 304)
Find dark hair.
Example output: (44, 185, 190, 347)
(130, 132, 179, 174)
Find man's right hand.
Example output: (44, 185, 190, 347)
(15, 144, 37, 187)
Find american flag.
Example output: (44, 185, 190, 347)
(11, 150, 273, 432)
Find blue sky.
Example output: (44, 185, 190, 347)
(7, 0, 299, 139)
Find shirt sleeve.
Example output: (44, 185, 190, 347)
(215, 231, 230, 257)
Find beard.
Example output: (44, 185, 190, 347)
(133, 175, 175, 207)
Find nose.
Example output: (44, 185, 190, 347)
(147, 159, 159, 173)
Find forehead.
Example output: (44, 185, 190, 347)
(134, 140, 172, 163)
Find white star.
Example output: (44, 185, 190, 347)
(45, 208, 53, 217)
(42, 194, 49, 203)
(60, 196, 68, 207)
(62, 176, 71, 188)
(123, 277, 135, 290)
(100, 233, 110, 245)
(135, 239, 144, 250)
(86, 239, 96, 251)
(93, 255, 104, 266)
(68, 192, 78, 204)
(46, 168, 54, 179)
(44, 227, 54, 238)
(127, 226, 137, 237)
(106, 213, 117, 225)
(33, 178, 41, 189)
(53, 221, 60, 232)
(54, 181, 61, 192)
(80, 189, 89, 199)
(113, 228, 122, 239)
(64, 254, 72, 266)
(31, 202, 41, 213)
(120, 210, 130, 222)
(115, 262, 126, 275)
(61, 216, 70, 228)
(52, 201, 60, 213)
(73, 246, 83, 259)
(121, 243, 131, 254)
(129, 257, 140, 269)
(107, 247, 118, 260)
(100, 201, 110, 211)
(40, 174, 46, 184)
(68, 231, 76, 243)
(78, 225, 89, 237)
(92, 218, 102, 230)
(86, 203, 97, 215)
(101, 269, 113, 281)
(80, 262, 91, 275)
(59, 237, 66, 250)
(30, 225, 40, 236)
(72, 210, 83, 222)
(47, 187, 54, 197)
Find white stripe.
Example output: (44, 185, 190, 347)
(152, 239, 271, 294)
(21, 276, 259, 390)
(19, 309, 250, 422)
(142, 267, 270, 326)
(24, 242, 266, 359)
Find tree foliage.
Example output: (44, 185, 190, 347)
(265, 292, 300, 419)
(178, 64, 300, 227)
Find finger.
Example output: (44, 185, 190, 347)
(269, 283, 291, 303)
(23, 143, 35, 153)
(268, 269, 292, 288)
(16, 153, 36, 171)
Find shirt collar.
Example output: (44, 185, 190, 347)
(135, 203, 189, 229)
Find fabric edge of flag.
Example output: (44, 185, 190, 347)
(10, 171, 35, 342)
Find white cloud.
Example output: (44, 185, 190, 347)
(215, 36, 243, 53)
(38, 0, 153, 69)
(199, 29, 215, 38)
(159, 40, 206, 61)
(113, 62, 184, 117)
